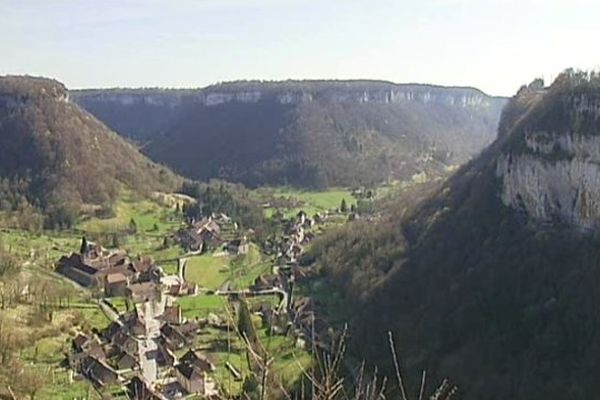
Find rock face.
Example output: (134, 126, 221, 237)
(73, 80, 506, 188)
(74, 81, 499, 109)
(496, 87, 600, 229)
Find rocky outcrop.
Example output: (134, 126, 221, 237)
(497, 88, 600, 230)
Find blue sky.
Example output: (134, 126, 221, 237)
(1, 0, 598, 96)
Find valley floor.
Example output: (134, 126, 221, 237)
(0, 186, 370, 399)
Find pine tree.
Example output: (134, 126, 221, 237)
(79, 236, 88, 255)
(111, 234, 120, 249)
(129, 218, 137, 234)
(340, 198, 348, 213)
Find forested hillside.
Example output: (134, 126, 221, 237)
(0, 76, 180, 229)
(308, 71, 600, 400)
(74, 81, 506, 188)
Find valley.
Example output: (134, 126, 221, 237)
(0, 184, 369, 399)
(2, 69, 600, 400)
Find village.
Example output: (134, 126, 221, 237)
(54, 200, 354, 399)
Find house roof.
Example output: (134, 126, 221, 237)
(108, 251, 128, 266)
(73, 334, 89, 349)
(127, 376, 163, 400)
(160, 304, 182, 324)
(127, 282, 161, 302)
(180, 349, 215, 372)
(176, 362, 204, 381)
(132, 256, 154, 273)
(81, 356, 118, 387)
(106, 272, 128, 283)
(117, 352, 138, 369)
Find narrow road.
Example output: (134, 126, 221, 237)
(177, 257, 188, 280)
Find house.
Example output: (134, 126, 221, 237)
(112, 330, 139, 356)
(175, 363, 212, 395)
(160, 324, 187, 351)
(127, 376, 164, 400)
(127, 282, 161, 304)
(178, 218, 222, 252)
(226, 238, 249, 255)
(179, 349, 215, 372)
(131, 256, 157, 281)
(160, 304, 183, 325)
(69, 334, 106, 371)
(116, 352, 138, 370)
(72, 333, 105, 359)
(57, 253, 102, 287)
(251, 274, 283, 291)
(105, 272, 128, 297)
(162, 275, 197, 297)
(57, 242, 136, 289)
(296, 211, 307, 225)
(155, 342, 175, 368)
(303, 218, 315, 229)
(313, 213, 324, 224)
(175, 349, 217, 396)
(258, 305, 289, 335)
(212, 212, 231, 225)
(81, 356, 119, 387)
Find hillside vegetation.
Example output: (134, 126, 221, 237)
(74, 80, 506, 188)
(0, 76, 180, 229)
(308, 71, 600, 400)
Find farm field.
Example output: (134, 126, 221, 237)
(258, 187, 356, 218)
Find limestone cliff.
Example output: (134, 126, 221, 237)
(496, 78, 600, 229)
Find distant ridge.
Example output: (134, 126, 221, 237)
(73, 80, 507, 188)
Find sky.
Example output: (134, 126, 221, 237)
(1, 0, 599, 96)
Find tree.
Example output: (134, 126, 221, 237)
(129, 218, 138, 234)
(111, 234, 120, 249)
(79, 236, 88, 255)
(340, 198, 348, 213)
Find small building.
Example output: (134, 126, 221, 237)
(226, 238, 249, 255)
(175, 363, 211, 395)
(127, 282, 161, 304)
(127, 376, 163, 400)
(81, 356, 119, 388)
(179, 349, 215, 373)
(116, 352, 138, 370)
(160, 324, 187, 351)
(175, 350, 217, 396)
(105, 272, 128, 297)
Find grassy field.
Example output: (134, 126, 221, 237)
(184, 253, 232, 290)
(76, 191, 181, 235)
(177, 294, 228, 319)
(259, 187, 356, 218)
(183, 245, 271, 291)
